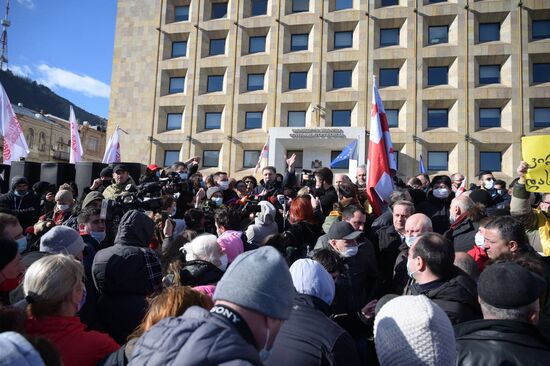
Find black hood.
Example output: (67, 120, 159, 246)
(114, 210, 155, 247)
(180, 259, 224, 286)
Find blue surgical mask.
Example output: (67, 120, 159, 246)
(14, 191, 27, 197)
(90, 231, 106, 243)
(16, 237, 27, 253)
(433, 188, 450, 199)
(212, 197, 223, 207)
(341, 246, 358, 258)
(405, 236, 416, 248)
(406, 257, 419, 279)
(218, 181, 229, 191)
(179, 172, 188, 180)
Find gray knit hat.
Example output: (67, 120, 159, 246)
(40, 226, 85, 258)
(374, 295, 456, 366)
(207, 186, 222, 200)
(213, 246, 294, 320)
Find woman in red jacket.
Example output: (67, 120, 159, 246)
(24, 254, 119, 366)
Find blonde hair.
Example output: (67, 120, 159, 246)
(23, 254, 84, 318)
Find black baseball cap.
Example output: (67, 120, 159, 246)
(113, 164, 129, 173)
(328, 221, 362, 240)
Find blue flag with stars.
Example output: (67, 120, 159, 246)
(330, 140, 358, 168)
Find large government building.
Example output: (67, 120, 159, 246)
(109, 0, 550, 181)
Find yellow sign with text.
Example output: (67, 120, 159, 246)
(522, 135, 550, 192)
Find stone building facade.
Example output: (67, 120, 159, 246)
(109, 0, 550, 181)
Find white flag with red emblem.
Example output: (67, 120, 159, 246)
(254, 138, 269, 174)
(69, 105, 84, 164)
(0, 82, 29, 165)
(367, 76, 396, 215)
(455, 177, 467, 197)
(102, 126, 121, 164)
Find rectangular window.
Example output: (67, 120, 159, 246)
(480, 152, 502, 172)
(203, 150, 220, 167)
(169, 77, 185, 94)
(205, 112, 222, 129)
(291, 33, 308, 51)
(429, 0, 447, 3)
(164, 150, 180, 166)
(166, 113, 182, 130)
(245, 111, 263, 129)
(287, 150, 304, 169)
(428, 151, 448, 171)
(243, 150, 261, 168)
(172, 41, 187, 58)
(292, 0, 309, 13)
(428, 25, 448, 45)
(428, 66, 448, 86)
(332, 110, 351, 127)
(427, 108, 448, 128)
(534, 107, 550, 128)
(247, 73, 264, 91)
(335, 0, 353, 11)
(249, 36, 266, 53)
(380, 28, 400, 47)
(533, 63, 550, 83)
(334, 31, 353, 49)
(207, 75, 224, 92)
(288, 111, 306, 127)
(479, 23, 500, 43)
(209, 38, 226, 56)
(251, 0, 268, 16)
(289, 72, 307, 89)
(331, 150, 349, 169)
(175, 6, 189, 22)
(211, 2, 228, 19)
(533, 20, 550, 40)
(333, 70, 352, 89)
(386, 109, 399, 127)
(479, 108, 501, 128)
(379, 68, 399, 87)
(479, 65, 500, 85)
(381, 0, 399, 6)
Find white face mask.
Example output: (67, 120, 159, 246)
(90, 231, 106, 243)
(341, 246, 358, 258)
(218, 254, 228, 271)
(484, 180, 494, 190)
(433, 188, 450, 199)
(179, 172, 188, 180)
(57, 204, 71, 211)
(406, 257, 419, 279)
(259, 326, 272, 362)
(449, 214, 456, 225)
(218, 181, 229, 191)
(474, 232, 485, 247)
(405, 236, 416, 248)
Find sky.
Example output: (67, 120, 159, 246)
(7, 0, 116, 118)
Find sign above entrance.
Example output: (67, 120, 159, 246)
(289, 128, 347, 139)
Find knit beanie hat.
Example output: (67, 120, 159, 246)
(374, 295, 456, 366)
(207, 186, 222, 200)
(0, 331, 45, 366)
(213, 246, 294, 320)
(82, 191, 104, 209)
(0, 238, 18, 271)
(290, 258, 335, 305)
(54, 189, 73, 203)
(40, 226, 85, 258)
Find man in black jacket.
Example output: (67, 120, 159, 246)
(444, 194, 479, 252)
(0, 176, 40, 230)
(455, 261, 550, 365)
(313, 167, 338, 218)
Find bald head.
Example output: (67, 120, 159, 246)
(451, 195, 475, 217)
(405, 213, 433, 238)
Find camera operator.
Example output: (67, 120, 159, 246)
(313, 167, 339, 218)
(139, 164, 162, 184)
(103, 164, 137, 200)
(252, 166, 283, 200)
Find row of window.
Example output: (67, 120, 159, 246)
(163, 148, 503, 172)
(164, 106, 550, 131)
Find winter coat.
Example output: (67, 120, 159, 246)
(444, 212, 479, 252)
(317, 186, 339, 218)
(79, 234, 102, 330)
(245, 201, 278, 246)
(455, 319, 550, 366)
(130, 306, 263, 365)
(102, 177, 137, 200)
(373, 225, 403, 294)
(0, 176, 41, 229)
(26, 316, 119, 366)
(417, 192, 454, 234)
(179, 259, 224, 287)
(284, 221, 323, 262)
(92, 210, 161, 344)
(406, 266, 481, 324)
(217, 230, 244, 264)
(268, 294, 359, 366)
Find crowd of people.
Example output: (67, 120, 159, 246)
(0, 154, 549, 365)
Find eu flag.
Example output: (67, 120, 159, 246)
(330, 140, 358, 168)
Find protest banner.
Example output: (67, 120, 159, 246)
(522, 135, 550, 192)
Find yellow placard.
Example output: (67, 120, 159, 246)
(522, 135, 550, 192)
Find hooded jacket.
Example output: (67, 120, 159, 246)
(245, 201, 278, 246)
(92, 210, 162, 344)
(130, 306, 263, 366)
(0, 176, 41, 229)
(217, 230, 244, 264)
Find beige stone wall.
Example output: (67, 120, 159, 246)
(110, 0, 550, 183)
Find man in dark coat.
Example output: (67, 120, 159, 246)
(313, 167, 338, 218)
(405, 232, 481, 324)
(444, 194, 479, 252)
(417, 175, 455, 234)
(455, 261, 550, 365)
(0, 176, 40, 230)
(130, 246, 295, 365)
(92, 210, 162, 344)
(268, 259, 360, 366)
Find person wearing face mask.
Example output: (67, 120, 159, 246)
(139, 164, 162, 185)
(444, 195, 482, 252)
(0, 238, 25, 305)
(86, 167, 113, 196)
(417, 175, 455, 234)
(40, 189, 75, 225)
(0, 176, 41, 231)
(466, 217, 490, 273)
(214, 171, 239, 204)
(404, 232, 481, 324)
(493, 179, 511, 209)
(24, 254, 120, 366)
(214, 207, 244, 264)
(0, 213, 29, 254)
(131, 246, 295, 365)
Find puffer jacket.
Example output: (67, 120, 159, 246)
(455, 319, 550, 366)
(245, 201, 278, 246)
(179, 260, 224, 287)
(217, 230, 244, 264)
(92, 210, 161, 344)
(129, 306, 262, 366)
(0, 176, 41, 229)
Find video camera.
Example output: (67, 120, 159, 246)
(301, 169, 316, 189)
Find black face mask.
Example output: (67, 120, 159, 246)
(102, 180, 112, 188)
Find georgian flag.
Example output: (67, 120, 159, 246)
(366, 76, 396, 215)
(69, 105, 84, 164)
(254, 138, 269, 174)
(102, 126, 122, 164)
(0, 82, 29, 165)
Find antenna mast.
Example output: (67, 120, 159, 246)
(0, 0, 10, 71)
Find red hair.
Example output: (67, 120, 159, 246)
(289, 196, 315, 224)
